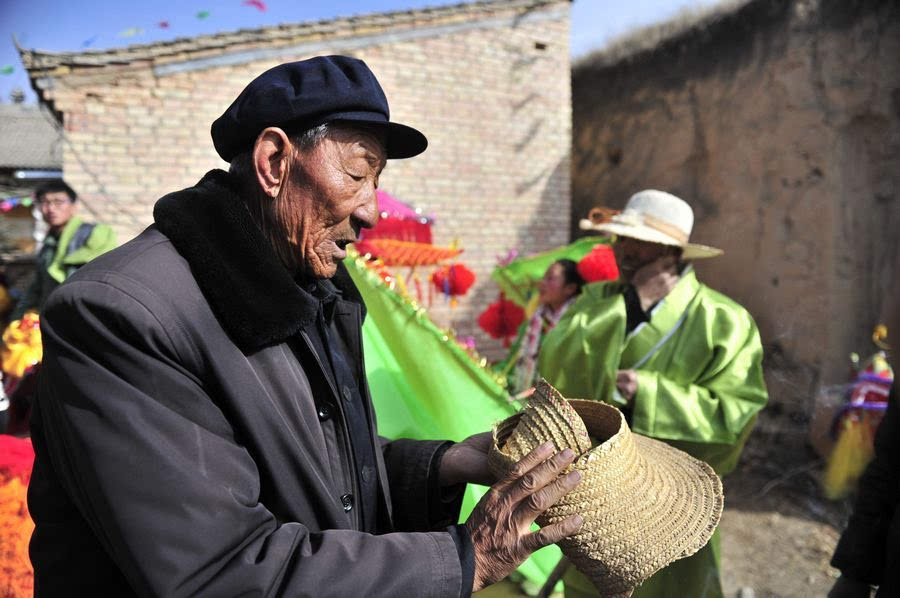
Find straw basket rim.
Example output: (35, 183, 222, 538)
(488, 382, 723, 596)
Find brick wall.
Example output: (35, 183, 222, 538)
(34, 0, 571, 356)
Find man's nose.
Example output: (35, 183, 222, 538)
(353, 188, 379, 230)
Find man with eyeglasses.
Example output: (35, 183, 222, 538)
(9, 181, 116, 319)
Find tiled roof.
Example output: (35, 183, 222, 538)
(19, 0, 560, 71)
(0, 104, 62, 170)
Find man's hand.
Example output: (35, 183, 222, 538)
(465, 442, 583, 591)
(631, 254, 680, 312)
(616, 370, 638, 403)
(440, 432, 494, 487)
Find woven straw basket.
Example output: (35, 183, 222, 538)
(489, 380, 723, 597)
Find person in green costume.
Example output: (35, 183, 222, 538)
(10, 181, 116, 320)
(539, 190, 769, 598)
(499, 259, 586, 395)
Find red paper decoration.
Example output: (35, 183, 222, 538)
(431, 263, 475, 297)
(477, 296, 525, 344)
(0, 435, 34, 596)
(577, 244, 619, 283)
(0, 436, 33, 484)
(361, 216, 432, 245)
(353, 239, 461, 267)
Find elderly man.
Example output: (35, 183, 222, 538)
(28, 56, 582, 597)
(539, 190, 768, 598)
(10, 181, 115, 320)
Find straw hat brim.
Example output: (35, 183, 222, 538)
(489, 398, 723, 596)
(579, 221, 723, 260)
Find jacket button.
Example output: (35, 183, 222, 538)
(341, 386, 352, 402)
(361, 465, 373, 483)
(317, 405, 331, 421)
(340, 493, 354, 512)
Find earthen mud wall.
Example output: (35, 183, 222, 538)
(572, 0, 900, 429)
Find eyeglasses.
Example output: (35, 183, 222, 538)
(38, 198, 73, 208)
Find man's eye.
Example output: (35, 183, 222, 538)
(348, 173, 365, 181)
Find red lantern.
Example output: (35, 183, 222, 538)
(478, 295, 525, 346)
(431, 263, 476, 297)
(577, 244, 619, 283)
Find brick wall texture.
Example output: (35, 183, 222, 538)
(34, 0, 571, 356)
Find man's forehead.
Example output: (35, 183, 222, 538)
(332, 126, 387, 163)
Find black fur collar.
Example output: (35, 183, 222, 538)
(153, 169, 365, 353)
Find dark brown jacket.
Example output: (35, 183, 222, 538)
(28, 171, 465, 597)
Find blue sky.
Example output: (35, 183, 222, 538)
(0, 0, 718, 103)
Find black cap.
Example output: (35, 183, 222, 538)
(211, 55, 427, 162)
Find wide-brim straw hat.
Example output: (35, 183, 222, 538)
(579, 190, 723, 260)
(489, 380, 723, 597)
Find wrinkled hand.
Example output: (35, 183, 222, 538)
(827, 575, 872, 598)
(465, 442, 583, 591)
(440, 431, 494, 487)
(616, 369, 638, 403)
(632, 254, 680, 312)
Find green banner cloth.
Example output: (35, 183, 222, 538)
(492, 237, 610, 307)
(344, 254, 563, 590)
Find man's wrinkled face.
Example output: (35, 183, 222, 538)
(281, 126, 385, 278)
(38, 191, 76, 232)
(613, 236, 677, 282)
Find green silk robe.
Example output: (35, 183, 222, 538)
(538, 267, 768, 598)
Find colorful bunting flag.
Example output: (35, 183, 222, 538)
(0, 197, 34, 212)
(157, 21, 171, 29)
(196, 10, 211, 19)
(242, 0, 267, 11)
(117, 27, 145, 38)
(0, 66, 14, 76)
(80, 36, 98, 49)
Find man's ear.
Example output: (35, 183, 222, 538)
(252, 127, 293, 198)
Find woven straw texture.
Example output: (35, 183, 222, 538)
(489, 380, 723, 597)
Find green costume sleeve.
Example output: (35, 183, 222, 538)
(628, 289, 768, 476)
(537, 281, 626, 404)
(631, 325, 766, 446)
